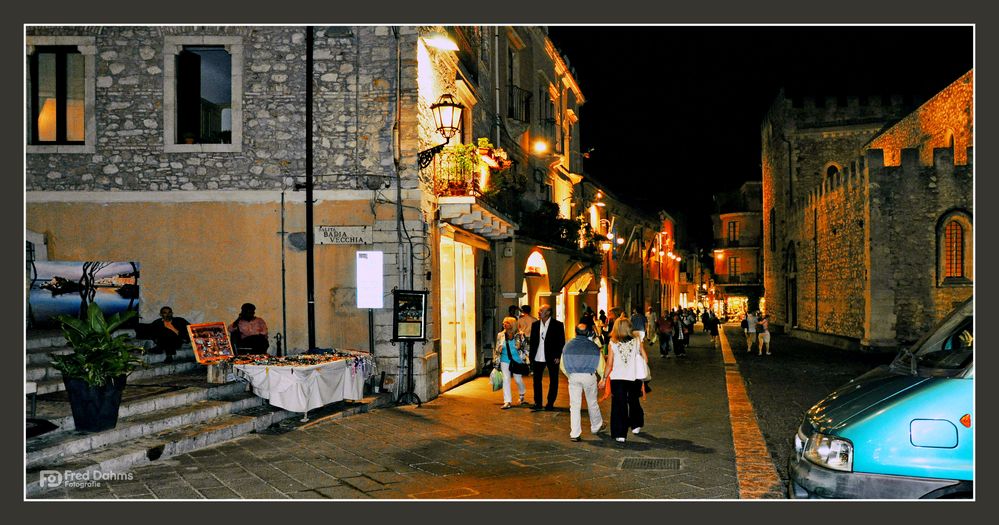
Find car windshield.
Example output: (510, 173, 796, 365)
(895, 299, 973, 374)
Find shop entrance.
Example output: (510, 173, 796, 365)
(439, 236, 476, 389)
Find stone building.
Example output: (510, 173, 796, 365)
(24, 25, 594, 402)
(761, 71, 973, 350)
(710, 181, 763, 318)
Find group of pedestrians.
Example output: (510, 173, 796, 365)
(493, 304, 652, 444)
(740, 310, 772, 355)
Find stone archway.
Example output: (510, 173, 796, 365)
(523, 250, 551, 316)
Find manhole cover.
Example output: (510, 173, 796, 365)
(620, 457, 681, 470)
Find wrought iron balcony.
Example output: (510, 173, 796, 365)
(429, 148, 482, 198)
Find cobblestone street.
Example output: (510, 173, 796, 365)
(33, 326, 893, 500)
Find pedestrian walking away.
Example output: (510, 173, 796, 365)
(560, 323, 606, 441)
(744, 310, 758, 353)
(757, 312, 771, 355)
(630, 306, 647, 342)
(601, 317, 648, 443)
(672, 312, 688, 357)
(493, 317, 528, 409)
(708, 311, 720, 346)
(529, 304, 565, 410)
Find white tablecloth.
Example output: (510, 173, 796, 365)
(233, 359, 365, 413)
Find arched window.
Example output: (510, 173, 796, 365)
(937, 211, 972, 285)
(944, 221, 963, 278)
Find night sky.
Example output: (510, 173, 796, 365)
(546, 25, 974, 248)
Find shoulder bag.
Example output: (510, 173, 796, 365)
(505, 338, 531, 376)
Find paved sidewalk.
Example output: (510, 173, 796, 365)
(37, 329, 753, 500)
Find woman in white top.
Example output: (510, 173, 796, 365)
(599, 317, 649, 442)
(493, 316, 528, 409)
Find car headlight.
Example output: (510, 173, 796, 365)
(803, 433, 853, 472)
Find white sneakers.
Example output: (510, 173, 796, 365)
(632, 427, 642, 435)
(615, 437, 626, 443)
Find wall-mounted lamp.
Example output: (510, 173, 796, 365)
(595, 201, 605, 207)
(418, 94, 464, 169)
(616, 237, 625, 245)
(659, 250, 665, 257)
(532, 140, 549, 155)
(601, 242, 612, 252)
(606, 233, 615, 240)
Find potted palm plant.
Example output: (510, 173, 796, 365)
(51, 303, 144, 432)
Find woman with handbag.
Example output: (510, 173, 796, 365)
(494, 316, 529, 409)
(599, 317, 649, 443)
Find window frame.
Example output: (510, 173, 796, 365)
(728, 256, 741, 279)
(937, 211, 973, 286)
(26, 36, 96, 154)
(727, 221, 739, 243)
(163, 36, 243, 153)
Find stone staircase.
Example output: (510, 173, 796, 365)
(24, 329, 298, 498)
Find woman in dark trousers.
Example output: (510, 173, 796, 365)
(599, 317, 649, 443)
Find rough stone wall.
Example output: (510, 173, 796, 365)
(868, 71, 974, 167)
(789, 172, 868, 340)
(762, 91, 906, 334)
(867, 148, 973, 344)
(26, 26, 418, 193)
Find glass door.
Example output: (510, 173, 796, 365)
(440, 236, 476, 389)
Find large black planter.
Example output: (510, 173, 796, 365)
(63, 375, 127, 432)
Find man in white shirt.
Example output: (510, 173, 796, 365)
(529, 304, 565, 411)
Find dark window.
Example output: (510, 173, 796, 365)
(176, 46, 232, 144)
(29, 46, 85, 144)
(728, 257, 740, 278)
(727, 221, 739, 243)
(945, 221, 964, 278)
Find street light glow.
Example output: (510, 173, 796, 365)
(533, 140, 549, 154)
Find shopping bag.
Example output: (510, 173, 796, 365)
(598, 377, 612, 402)
(490, 368, 503, 391)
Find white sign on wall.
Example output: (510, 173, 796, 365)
(356, 251, 384, 309)
(316, 225, 372, 245)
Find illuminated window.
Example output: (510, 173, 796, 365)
(164, 36, 243, 152)
(26, 36, 95, 153)
(945, 221, 963, 278)
(937, 211, 972, 286)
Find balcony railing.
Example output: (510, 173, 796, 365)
(430, 149, 481, 198)
(507, 85, 531, 123)
(716, 273, 761, 285)
(714, 237, 762, 249)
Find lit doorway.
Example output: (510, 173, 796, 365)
(439, 236, 476, 390)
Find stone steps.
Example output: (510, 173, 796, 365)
(33, 359, 201, 396)
(29, 369, 249, 433)
(27, 391, 264, 470)
(25, 404, 296, 498)
(26, 347, 196, 380)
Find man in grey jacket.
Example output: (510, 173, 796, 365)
(561, 323, 605, 441)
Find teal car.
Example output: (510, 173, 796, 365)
(789, 298, 973, 499)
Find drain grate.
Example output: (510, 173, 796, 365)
(620, 457, 681, 470)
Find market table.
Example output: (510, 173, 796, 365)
(233, 358, 367, 420)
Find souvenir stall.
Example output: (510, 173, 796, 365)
(187, 322, 376, 421)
